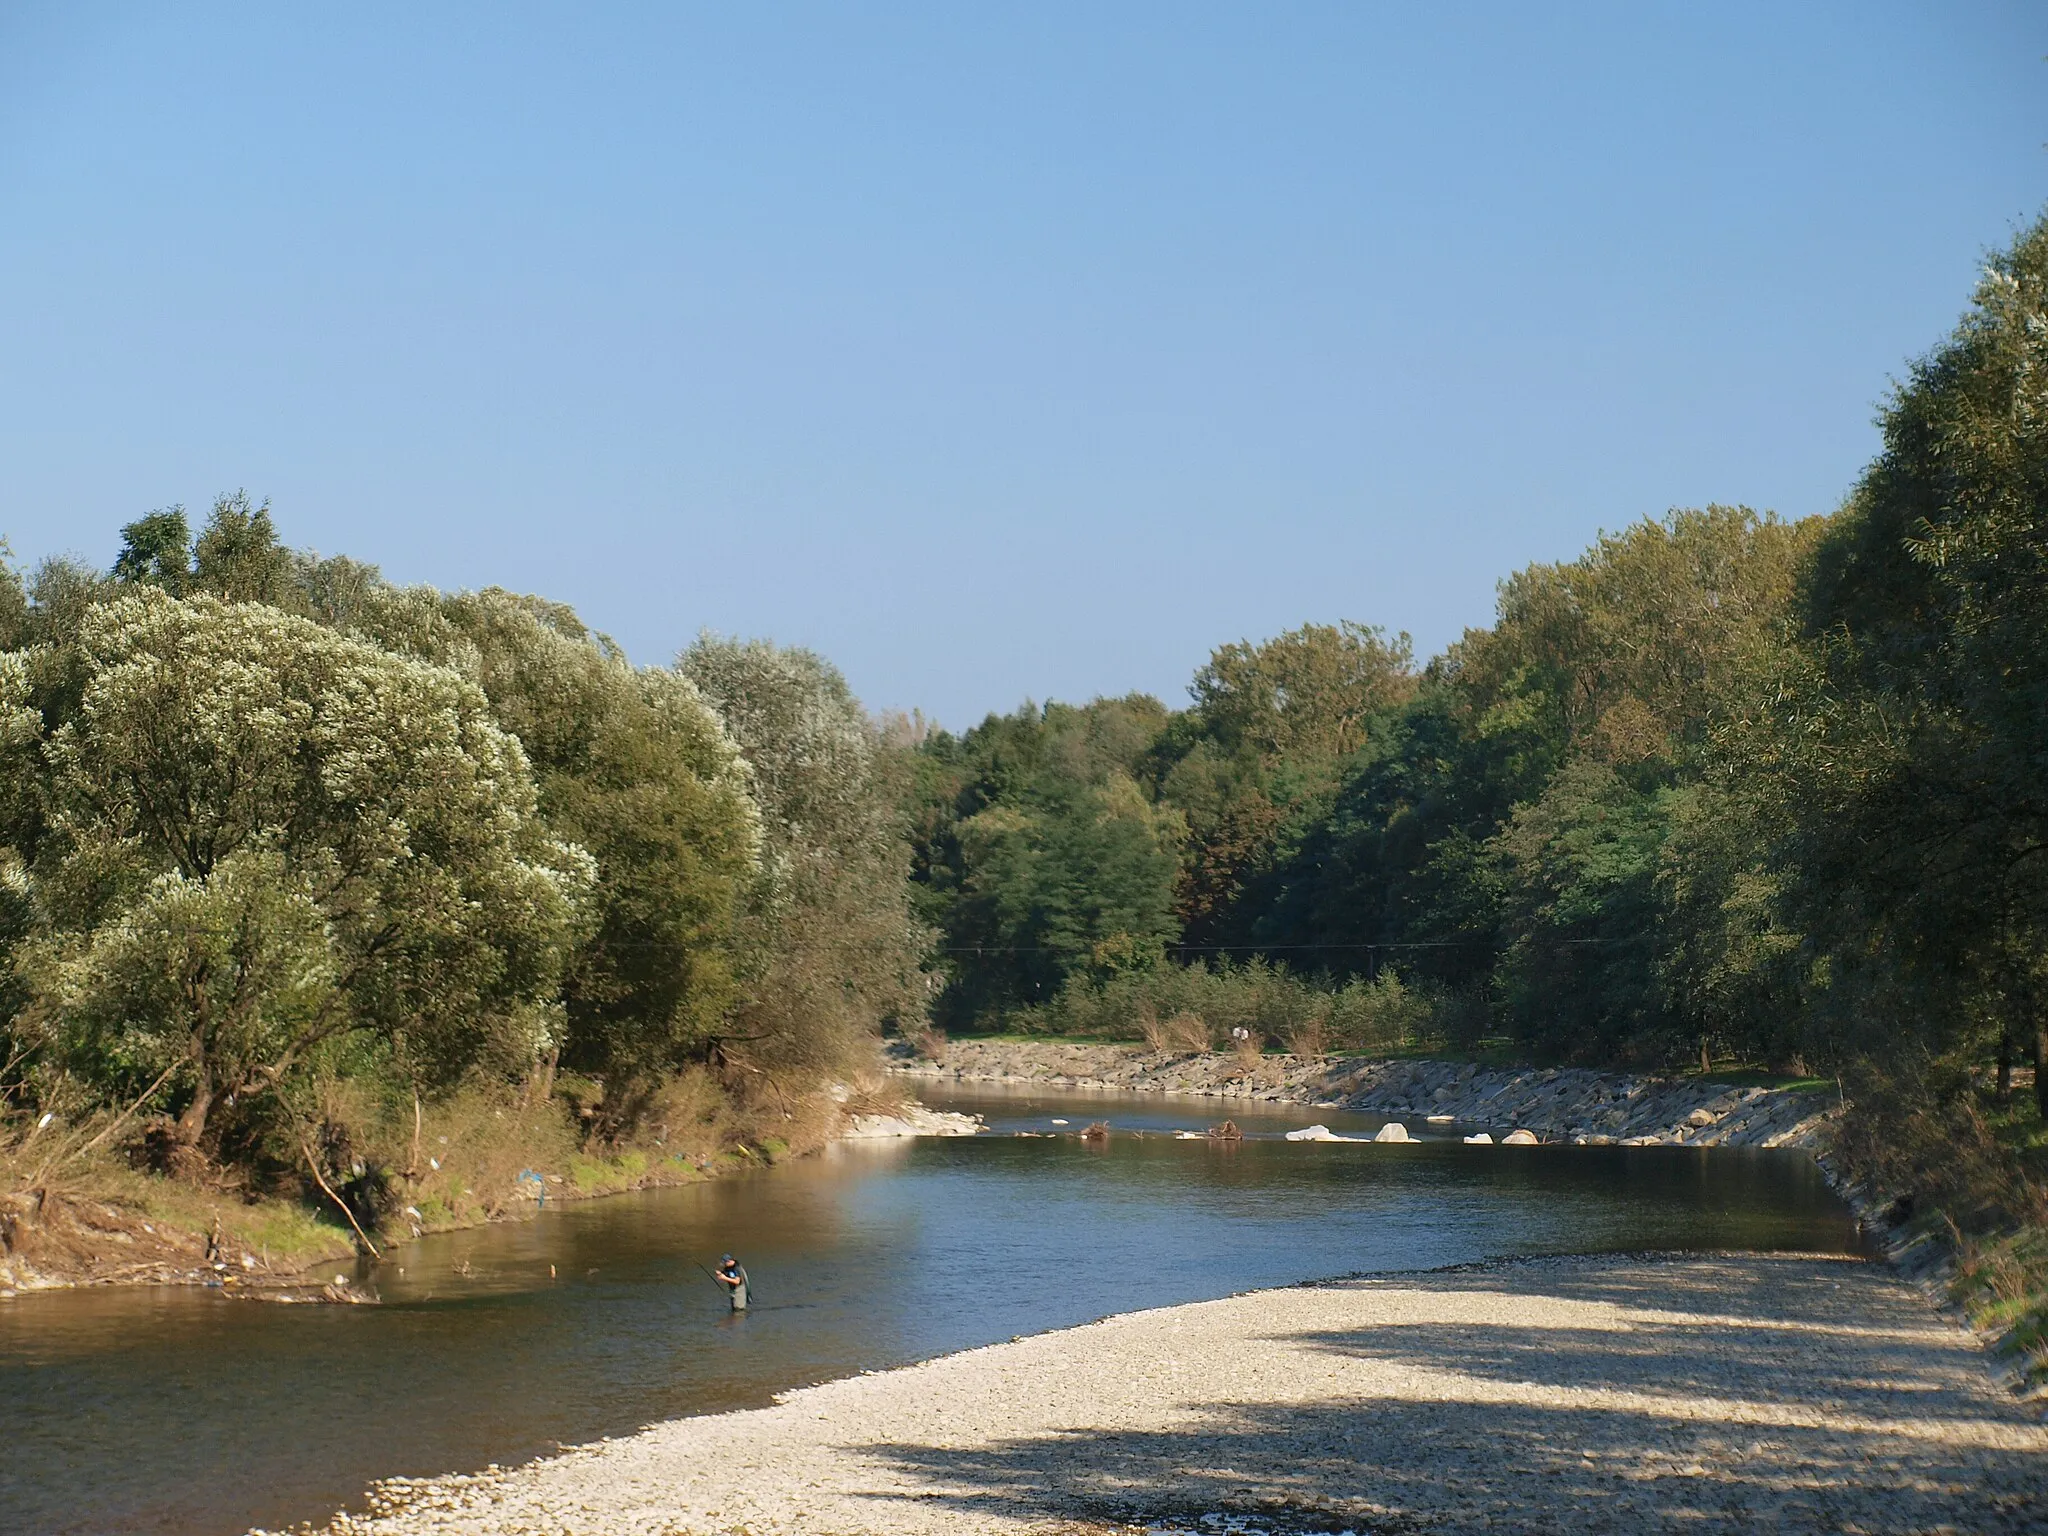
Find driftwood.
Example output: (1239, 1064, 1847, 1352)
(298, 1135, 380, 1259)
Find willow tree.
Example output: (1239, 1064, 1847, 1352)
(10, 590, 590, 1158)
(345, 585, 764, 1106)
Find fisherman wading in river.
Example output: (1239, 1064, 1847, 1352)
(714, 1253, 749, 1311)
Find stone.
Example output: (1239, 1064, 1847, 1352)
(1462, 1133, 1493, 1144)
(1686, 1107, 1716, 1128)
(1373, 1122, 1412, 1143)
(1501, 1129, 1539, 1145)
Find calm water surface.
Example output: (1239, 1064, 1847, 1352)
(2, 1084, 1859, 1536)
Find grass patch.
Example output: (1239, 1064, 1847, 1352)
(1951, 1223, 2048, 1394)
(1685, 1066, 1837, 1092)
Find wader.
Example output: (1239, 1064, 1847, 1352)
(728, 1269, 749, 1311)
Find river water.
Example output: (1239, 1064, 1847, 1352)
(1, 1084, 1859, 1536)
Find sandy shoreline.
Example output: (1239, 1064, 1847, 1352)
(277, 1253, 2046, 1536)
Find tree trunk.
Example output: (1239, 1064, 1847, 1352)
(176, 1074, 214, 1148)
(1996, 1032, 2013, 1101)
(170, 1061, 214, 1178)
(2035, 1025, 2048, 1121)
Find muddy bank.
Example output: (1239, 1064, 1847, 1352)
(0, 1184, 346, 1297)
(273, 1253, 2047, 1536)
(890, 1040, 1835, 1149)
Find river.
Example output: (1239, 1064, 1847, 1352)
(1, 1084, 1859, 1536)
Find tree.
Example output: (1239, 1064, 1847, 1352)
(1742, 213, 2048, 1115)
(11, 590, 590, 1156)
(1185, 621, 1413, 763)
(348, 586, 763, 1103)
(191, 492, 298, 608)
(1485, 759, 1675, 1063)
(945, 773, 1184, 1016)
(1158, 623, 1413, 946)
(680, 635, 934, 1074)
(110, 509, 191, 590)
(904, 696, 1181, 1022)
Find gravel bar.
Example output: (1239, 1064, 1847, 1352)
(282, 1255, 2047, 1536)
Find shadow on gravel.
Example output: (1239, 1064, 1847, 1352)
(860, 1260, 2046, 1535)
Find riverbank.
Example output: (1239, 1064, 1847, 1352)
(889, 1039, 1836, 1149)
(275, 1252, 2046, 1536)
(0, 1088, 979, 1298)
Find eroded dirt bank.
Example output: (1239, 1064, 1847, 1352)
(891, 1039, 1835, 1149)
(276, 1254, 2047, 1536)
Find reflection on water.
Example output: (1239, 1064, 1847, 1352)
(2, 1083, 1858, 1536)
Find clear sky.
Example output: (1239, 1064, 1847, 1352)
(1, 4, 2043, 727)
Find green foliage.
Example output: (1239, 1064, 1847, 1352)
(907, 697, 1183, 1022)
(1005, 957, 1453, 1057)
(1733, 214, 2048, 1120)
(1486, 760, 1675, 1063)
(7, 589, 589, 1153)
(1158, 622, 1414, 946)
(111, 509, 192, 590)
(679, 635, 934, 1078)
(351, 589, 762, 1101)
(0, 514, 926, 1180)
(190, 492, 299, 608)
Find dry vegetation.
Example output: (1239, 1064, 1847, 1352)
(0, 1060, 863, 1293)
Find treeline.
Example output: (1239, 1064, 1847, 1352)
(906, 511, 1817, 1066)
(0, 504, 929, 1193)
(2, 208, 2042, 1286)
(911, 213, 2048, 1213)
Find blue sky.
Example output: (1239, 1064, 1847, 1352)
(1, 4, 2042, 727)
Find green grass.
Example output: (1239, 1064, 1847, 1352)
(1951, 1223, 2048, 1393)
(1686, 1067, 1837, 1092)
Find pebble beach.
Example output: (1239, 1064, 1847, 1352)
(279, 1253, 2046, 1536)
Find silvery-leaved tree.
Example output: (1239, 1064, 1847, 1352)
(344, 584, 764, 1119)
(8, 589, 592, 1157)
(679, 635, 935, 1079)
